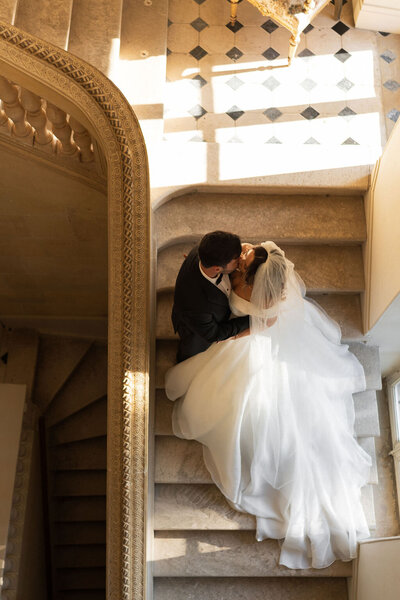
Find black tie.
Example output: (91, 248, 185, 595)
(215, 273, 223, 285)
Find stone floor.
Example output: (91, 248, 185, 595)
(165, 0, 400, 152)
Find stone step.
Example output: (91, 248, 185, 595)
(155, 436, 378, 487)
(154, 576, 348, 600)
(153, 531, 352, 577)
(156, 292, 363, 347)
(54, 521, 106, 545)
(34, 336, 92, 412)
(68, 0, 123, 76)
(348, 343, 382, 391)
(154, 193, 366, 249)
(49, 396, 107, 445)
(54, 544, 105, 568)
(154, 481, 377, 532)
(155, 484, 254, 531)
(53, 470, 106, 497)
(54, 496, 106, 522)
(361, 484, 376, 530)
(45, 343, 107, 427)
(157, 243, 365, 293)
(14, 0, 74, 49)
(56, 567, 105, 590)
(50, 436, 106, 471)
(353, 390, 380, 437)
(56, 591, 106, 600)
(155, 388, 381, 439)
(0, 0, 18, 24)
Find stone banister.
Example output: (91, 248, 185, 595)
(19, 88, 54, 149)
(69, 115, 94, 163)
(0, 74, 32, 141)
(46, 102, 79, 157)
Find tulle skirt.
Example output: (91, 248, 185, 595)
(165, 298, 371, 569)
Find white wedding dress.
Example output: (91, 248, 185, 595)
(165, 244, 371, 570)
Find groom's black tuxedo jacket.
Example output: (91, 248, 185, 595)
(172, 246, 250, 362)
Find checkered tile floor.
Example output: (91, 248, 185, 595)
(165, 0, 400, 148)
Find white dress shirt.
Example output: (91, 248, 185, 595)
(199, 262, 231, 298)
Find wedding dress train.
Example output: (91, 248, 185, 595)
(165, 244, 371, 569)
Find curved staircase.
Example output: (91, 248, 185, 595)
(152, 190, 382, 599)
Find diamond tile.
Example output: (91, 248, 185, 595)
(379, 31, 390, 36)
(190, 134, 204, 142)
(190, 45, 208, 60)
(337, 77, 354, 91)
(191, 74, 207, 88)
(189, 105, 207, 119)
(338, 106, 356, 117)
(262, 47, 280, 60)
(387, 109, 400, 123)
(168, 19, 172, 27)
(304, 137, 320, 144)
(303, 24, 314, 34)
(380, 50, 396, 64)
(226, 20, 243, 33)
(193, 0, 206, 4)
(261, 19, 278, 34)
(298, 48, 315, 58)
(332, 21, 350, 35)
(263, 76, 280, 91)
(334, 48, 351, 63)
(384, 80, 400, 92)
(266, 136, 282, 144)
(342, 137, 359, 145)
(301, 78, 317, 91)
(226, 105, 244, 120)
(263, 107, 282, 121)
(226, 76, 244, 91)
(226, 46, 243, 60)
(301, 106, 319, 120)
(191, 17, 208, 32)
(330, 0, 347, 4)
(166, 47, 171, 56)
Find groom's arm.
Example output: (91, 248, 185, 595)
(183, 310, 249, 344)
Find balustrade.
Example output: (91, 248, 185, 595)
(46, 103, 79, 157)
(0, 76, 33, 142)
(20, 89, 55, 151)
(69, 116, 94, 163)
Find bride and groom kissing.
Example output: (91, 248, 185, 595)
(166, 230, 371, 570)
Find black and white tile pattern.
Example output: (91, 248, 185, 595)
(165, 0, 400, 145)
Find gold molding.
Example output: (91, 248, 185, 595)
(0, 21, 150, 600)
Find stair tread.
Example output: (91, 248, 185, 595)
(54, 470, 106, 497)
(154, 576, 348, 600)
(56, 567, 105, 590)
(54, 521, 106, 545)
(34, 336, 92, 411)
(155, 193, 366, 249)
(54, 496, 106, 522)
(49, 396, 107, 445)
(68, 0, 123, 76)
(155, 484, 255, 530)
(157, 243, 365, 293)
(14, 0, 74, 49)
(54, 544, 106, 568)
(153, 531, 353, 577)
(50, 436, 106, 471)
(45, 344, 107, 427)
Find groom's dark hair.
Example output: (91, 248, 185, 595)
(199, 231, 242, 268)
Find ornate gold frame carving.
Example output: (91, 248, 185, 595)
(0, 21, 150, 600)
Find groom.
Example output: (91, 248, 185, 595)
(172, 230, 250, 362)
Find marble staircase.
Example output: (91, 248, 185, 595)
(152, 189, 382, 599)
(1, 331, 107, 600)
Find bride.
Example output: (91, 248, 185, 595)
(165, 241, 371, 570)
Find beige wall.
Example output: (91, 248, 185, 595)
(352, 537, 400, 600)
(366, 120, 400, 331)
(0, 384, 25, 577)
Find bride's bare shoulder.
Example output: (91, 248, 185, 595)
(231, 274, 252, 302)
